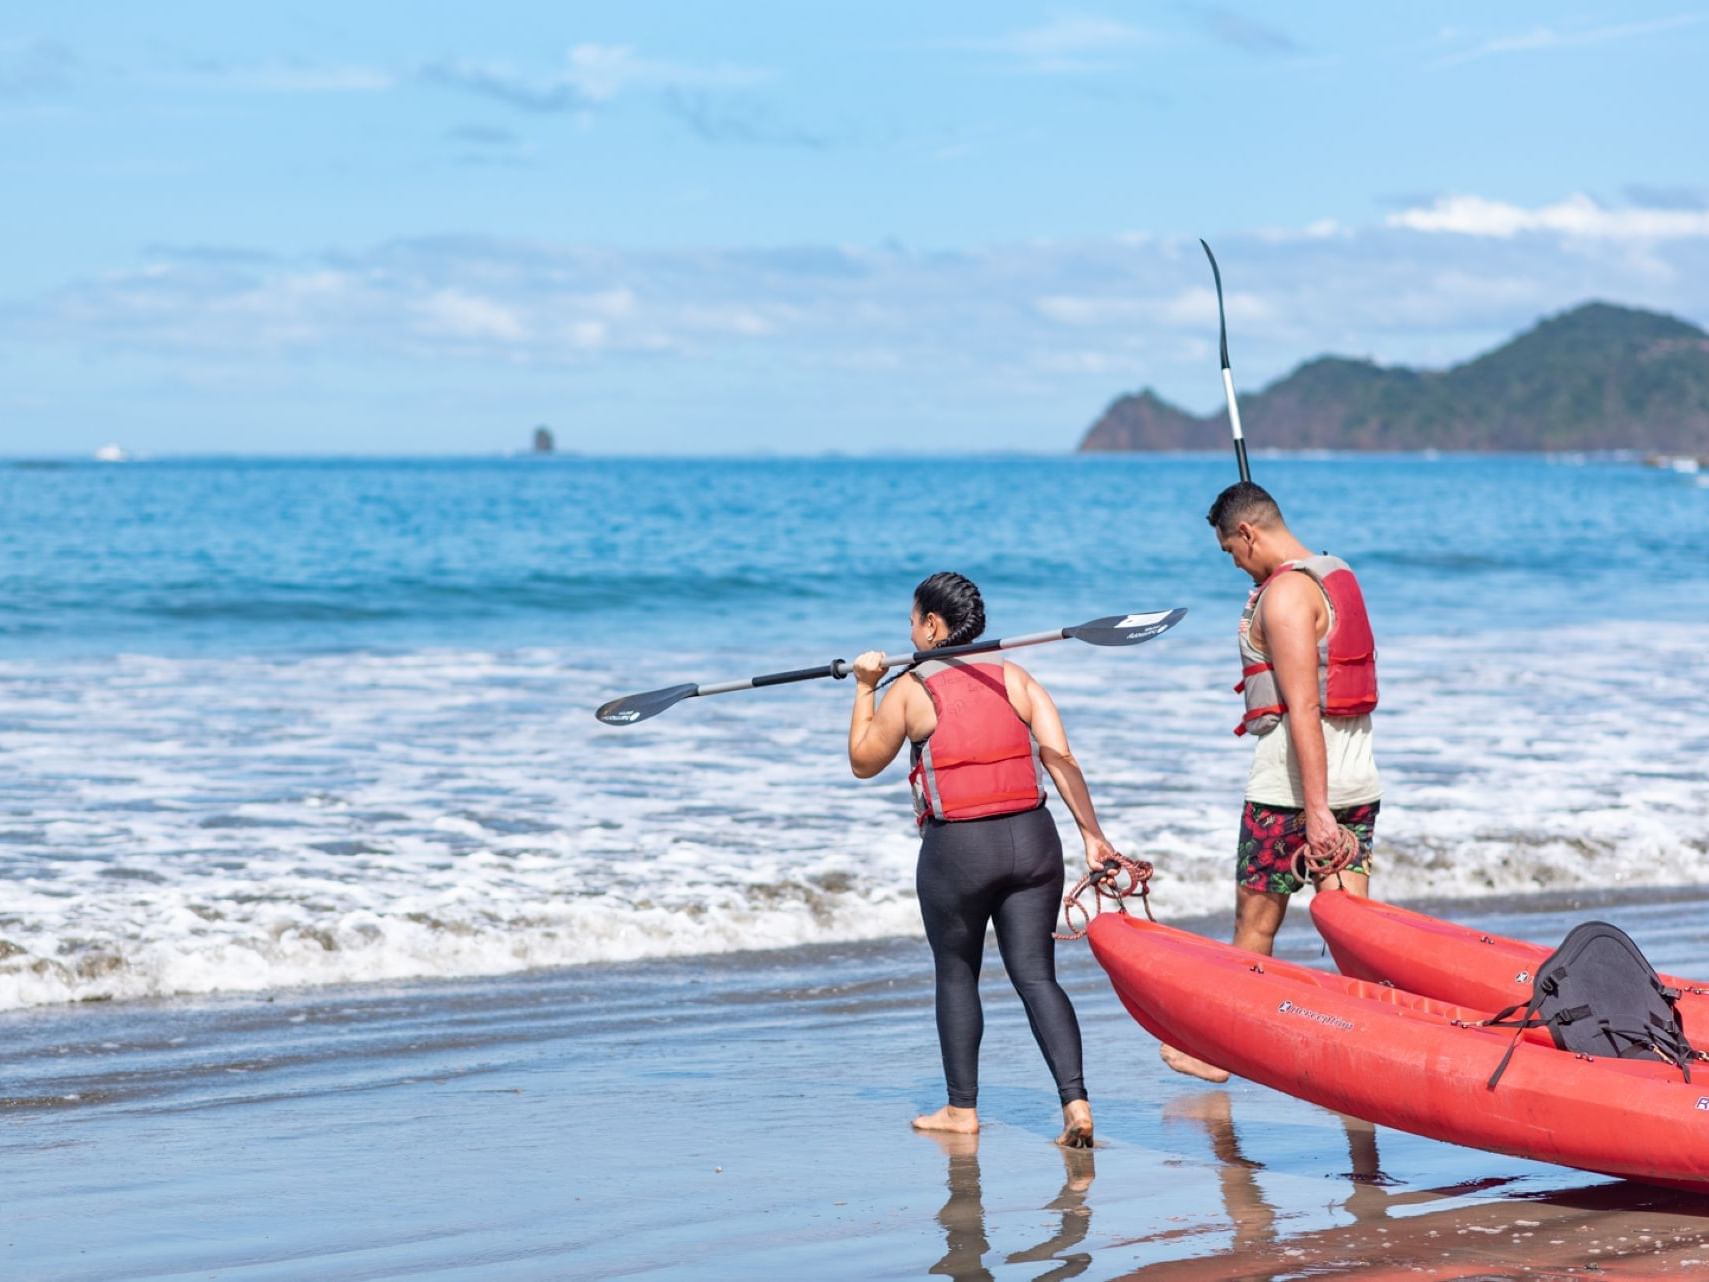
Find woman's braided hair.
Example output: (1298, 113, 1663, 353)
(914, 571, 986, 648)
(879, 572, 986, 688)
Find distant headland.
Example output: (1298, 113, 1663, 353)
(1078, 302, 1709, 454)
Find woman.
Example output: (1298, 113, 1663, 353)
(848, 572, 1119, 1148)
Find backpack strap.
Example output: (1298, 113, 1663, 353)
(1640, 1010, 1697, 1082)
(1653, 980, 1694, 1082)
(1486, 1025, 1529, 1090)
(1480, 994, 1550, 1089)
(1477, 998, 1531, 1030)
(1479, 943, 1700, 1089)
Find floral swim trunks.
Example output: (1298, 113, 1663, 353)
(1236, 799, 1379, 895)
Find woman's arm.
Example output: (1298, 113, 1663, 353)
(847, 651, 912, 779)
(1006, 663, 1117, 870)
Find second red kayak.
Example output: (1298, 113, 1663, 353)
(1087, 911, 1709, 1194)
(1310, 891, 1709, 1044)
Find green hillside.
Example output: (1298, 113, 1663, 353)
(1079, 302, 1709, 453)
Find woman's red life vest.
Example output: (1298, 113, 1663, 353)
(908, 659, 1045, 826)
(1235, 554, 1378, 736)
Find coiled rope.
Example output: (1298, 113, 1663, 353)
(1284, 821, 1363, 886)
(1054, 853, 1155, 941)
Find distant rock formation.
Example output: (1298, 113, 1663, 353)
(532, 425, 555, 454)
(1079, 302, 1709, 453)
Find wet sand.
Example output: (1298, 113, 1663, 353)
(4, 889, 1708, 1280)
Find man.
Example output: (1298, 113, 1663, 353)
(1162, 481, 1382, 1083)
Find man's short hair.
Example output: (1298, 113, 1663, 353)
(1206, 482, 1283, 537)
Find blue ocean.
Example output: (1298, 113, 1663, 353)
(2, 454, 1704, 1008)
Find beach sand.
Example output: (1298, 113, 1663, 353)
(5, 890, 1708, 1280)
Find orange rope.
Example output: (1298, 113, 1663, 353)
(1055, 853, 1154, 941)
(1284, 822, 1362, 885)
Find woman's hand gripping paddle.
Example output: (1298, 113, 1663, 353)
(594, 607, 1187, 726)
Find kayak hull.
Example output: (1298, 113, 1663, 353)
(1310, 890, 1709, 1046)
(1087, 912, 1709, 1194)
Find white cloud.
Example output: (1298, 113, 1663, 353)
(1434, 14, 1704, 67)
(1036, 286, 1268, 327)
(13, 209, 1709, 429)
(17, 246, 801, 364)
(1160, 285, 1270, 326)
(957, 15, 1152, 73)
(677, 304, 775, 336)
(1035, 295, 1148, 325)
(417, 290, 528, 342)
(560, 43, 763, 102)
(423, 43, 767, 112)
(1388, 193, 1709, 241)
(205, 63, 396, 93)
(1032, 349, 1141, 374)
(1253, 217, 1350, 244)
(580, 288, 638, 318)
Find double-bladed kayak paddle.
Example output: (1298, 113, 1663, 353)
(594, 607, 1186, 726)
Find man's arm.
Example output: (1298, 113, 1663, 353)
(1261, 574, 1339, 854)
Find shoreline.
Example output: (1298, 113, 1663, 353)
(7, 894, 1709, 1278)
(5, 878, 1706, 1020)
(4, 447, 1696, 463)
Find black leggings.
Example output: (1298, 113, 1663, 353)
(916, 805, 1087, 1108)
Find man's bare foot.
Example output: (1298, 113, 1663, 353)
(1055, 1099, 1094, 1149)
(913, 1104, 979, 1134)
(1160, 1042, 1231, 1084)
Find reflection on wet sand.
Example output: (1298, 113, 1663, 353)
(1166, 1090, 1279, 1255)
(924, 1132, 1097, 1281)
(915, 1094, 1709, 1278)
(1121, 1092, 1709, 1279)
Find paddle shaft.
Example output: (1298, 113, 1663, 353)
(595, 609, 1184, 724)
(692, 627, 1070, 698)
(1221, 367, 1251, 483)
(1201, 239, 1253, 483)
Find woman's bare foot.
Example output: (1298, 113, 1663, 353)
(1055, 1099, 1094, 1149)
(1159, 1042, 1231, 1084)
(913, 1104, 979, 1134)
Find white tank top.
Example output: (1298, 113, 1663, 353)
(1245, 712, 1382, 808)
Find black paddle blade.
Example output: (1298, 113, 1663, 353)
(1064, 607, 1186, 646)
(1200, 239, 1230, 370)
(595, 683, 698, 726)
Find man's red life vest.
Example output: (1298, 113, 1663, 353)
(1235, 554, 1378, 736)
(908, 659, 1045, 826)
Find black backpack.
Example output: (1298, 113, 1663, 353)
(1481, 921, 1698, 1088)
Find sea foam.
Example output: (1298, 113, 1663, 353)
(0, 622, 1703, 1010)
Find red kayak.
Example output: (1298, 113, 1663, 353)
(1310, 891, 1709, 1045)
(1087, 912, 1709, 1194)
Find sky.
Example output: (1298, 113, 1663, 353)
(3, 2, 1707, 455)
